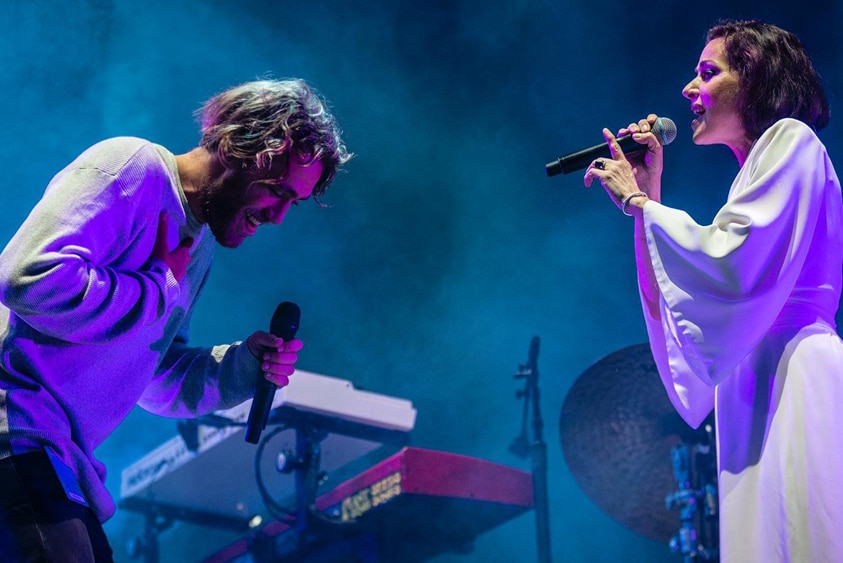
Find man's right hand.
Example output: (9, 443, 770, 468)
(151, 211, 193, 281)
(246, 331, 303, 388)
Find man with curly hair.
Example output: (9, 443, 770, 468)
(0, 79, 351, 561)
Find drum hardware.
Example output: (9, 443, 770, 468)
(559, 343, 720, 561)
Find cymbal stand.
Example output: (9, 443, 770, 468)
(665, 425, 719, 562)
(666, 444, 698, 562)
(510, 336, 552, 563)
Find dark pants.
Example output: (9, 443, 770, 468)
(0, 450, 114, 562)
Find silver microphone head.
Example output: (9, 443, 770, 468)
(653, 117, 678, 146)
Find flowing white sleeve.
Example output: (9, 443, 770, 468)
(638, 119, 830, 427)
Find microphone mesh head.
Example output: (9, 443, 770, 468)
(270, 301, 301, 340)
(654, 117, 677, 146)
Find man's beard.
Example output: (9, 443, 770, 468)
(199, 177, 246, 248)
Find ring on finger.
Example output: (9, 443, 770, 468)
(594, 159, 606, 170)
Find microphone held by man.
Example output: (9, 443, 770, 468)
(245, 301, 302, 444)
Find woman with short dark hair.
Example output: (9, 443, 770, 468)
(585, 19, 843, 561)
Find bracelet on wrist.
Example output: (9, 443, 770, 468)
(621, 192, 648, 216)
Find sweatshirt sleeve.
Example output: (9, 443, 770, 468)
(638, 119, 830, 427)
(137, 337, 263, 417)
(134, 263, 263, 417)
(0, 143, 181, 344)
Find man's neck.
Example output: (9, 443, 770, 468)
(175, 147, 217, 224)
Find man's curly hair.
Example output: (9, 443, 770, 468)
(197, 79, 352, 197)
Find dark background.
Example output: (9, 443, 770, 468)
(2, 1, 841, 562)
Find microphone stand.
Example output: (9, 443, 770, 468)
(510, 336, 552, 563)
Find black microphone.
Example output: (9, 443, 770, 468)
(244, 301, 301, 444)
(545, 117, 677, 176)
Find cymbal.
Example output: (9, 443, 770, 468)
(558, 343, 714, 543)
